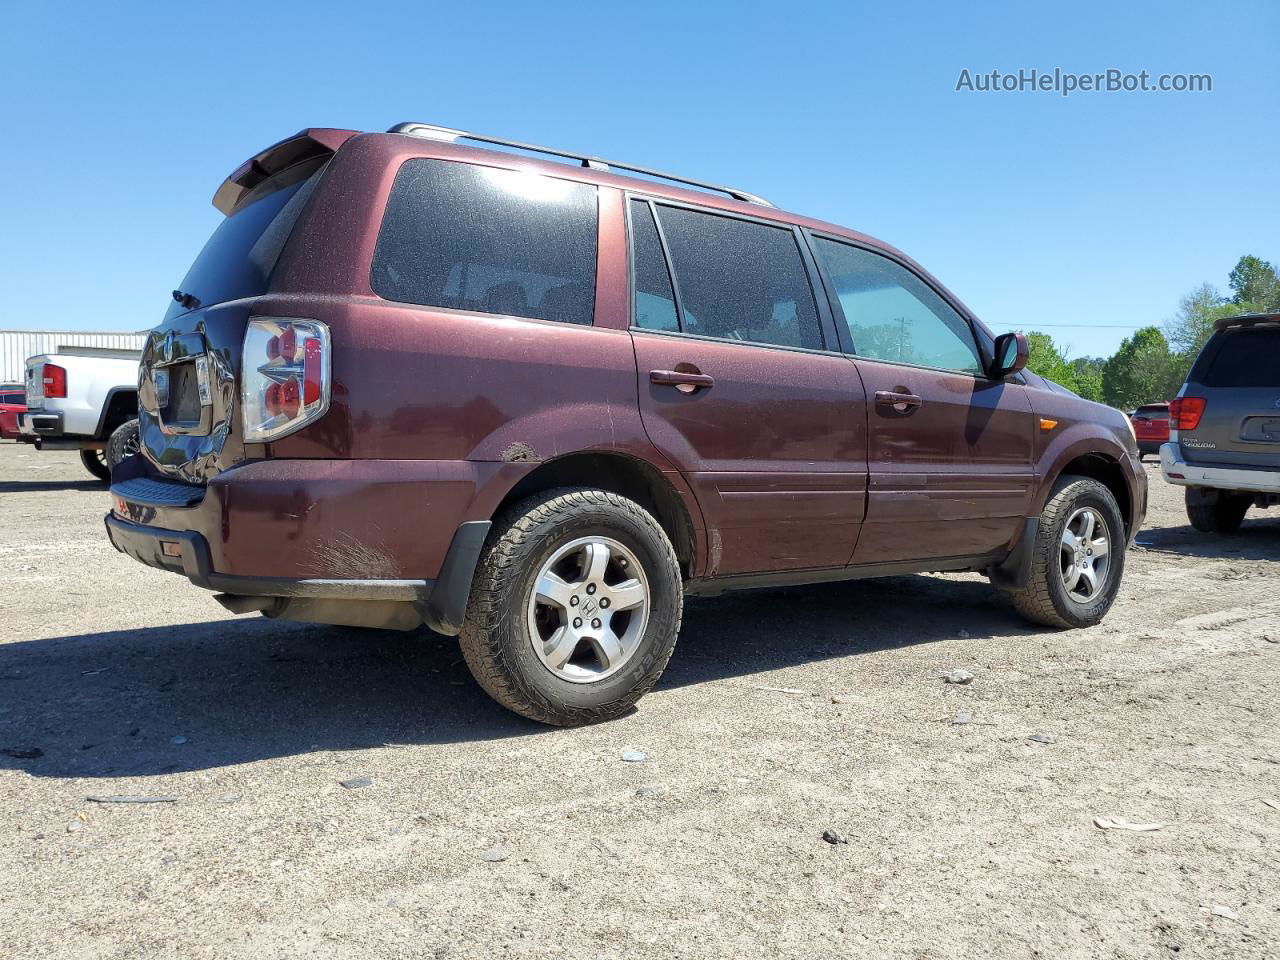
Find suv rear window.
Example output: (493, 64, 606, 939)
(1133, 405, 1168, 419)
(1196, 328, 1280, 387)
(372, 159, 598, 326)
(166, 158, 327, 323)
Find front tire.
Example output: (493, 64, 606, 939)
(1185, 487, 1249, 533)
(1009, 476, 1126, 629)
(458, 488, 683, 726)
(80, 448, 110, 482)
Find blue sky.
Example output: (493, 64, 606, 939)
(0, 0, 1275, 359)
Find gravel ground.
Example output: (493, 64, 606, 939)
(2, 442, 1278, 959)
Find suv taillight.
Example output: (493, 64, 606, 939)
(1169, 396, 1206, 431)
(241, 319, 330, 442)
(42, 363, 67, 398)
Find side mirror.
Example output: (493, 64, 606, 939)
(991, 331, 1029, 378)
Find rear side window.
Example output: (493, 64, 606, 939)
(373, 159, 598, 326)
(629, 200, 679, 332)
(650, 204, 823, 350)
(811, 237, 982, 375)
(1196, 329, 1280, 387)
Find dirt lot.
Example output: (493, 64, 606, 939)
(1, 442, 1278, 959)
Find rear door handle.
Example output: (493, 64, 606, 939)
(650, 369, 714, 392)
(874, 390, 922, 413)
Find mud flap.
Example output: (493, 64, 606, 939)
(417, 521, 492, 636)
(987, 517, 1039, 590)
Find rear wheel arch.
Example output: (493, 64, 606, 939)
(1042, 452, 1132, 538)
(490, 451, 701, 579)
(96, 388, 139, 439)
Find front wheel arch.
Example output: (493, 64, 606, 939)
(1040, 452, 1133, 540)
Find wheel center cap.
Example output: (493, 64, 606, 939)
(581, 597, 598, 616)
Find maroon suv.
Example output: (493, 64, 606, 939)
(107, 124, 1147, 725)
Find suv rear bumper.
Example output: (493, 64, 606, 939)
(104, 456, 503, 634)
(1159, 442, 1280, 494)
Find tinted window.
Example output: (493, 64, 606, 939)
(166, 158, 326, 323)
(1134, 405, 1168, 420)
(812, 237, 982, 374)
(629, 200, 679, 332)
(373, 160, 597, 325)
(653, 205, 822, 350)
(1200, 329, 1280, 387)
(0, 393, 22, 404)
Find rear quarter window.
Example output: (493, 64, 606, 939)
(1194, 328, 1280, 387)
(372, 159, 598, 326)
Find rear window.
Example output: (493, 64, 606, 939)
(0, 392, 22, 404)
(1133, 405, 1168, 420)
(1197, 328, 1280, 387)
(166, 158, 327, 322)
(372, 159, 598, 326)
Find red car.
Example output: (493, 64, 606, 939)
(0, 383, 26, 440)
(1130, 403, 1170, 458)
(105, 123, 1147, 725)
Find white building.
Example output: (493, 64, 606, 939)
(0, 330, 145, 383)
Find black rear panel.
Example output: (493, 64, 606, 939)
(1190, 327, 1280, 388)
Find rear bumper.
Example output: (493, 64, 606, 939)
(16, 409, 99, 448)
(18, 409, 62, 437)
(1160, 442, 1280, 494)
(104, 456, 507, 634)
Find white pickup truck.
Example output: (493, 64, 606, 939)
(19, 348, 141, 480)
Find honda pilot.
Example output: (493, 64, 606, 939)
(107, 124, 1147, 725)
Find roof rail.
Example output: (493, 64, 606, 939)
(387, 122, 775, 207)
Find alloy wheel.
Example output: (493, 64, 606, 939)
(526, 535, 650, 683)
(1059, 506, 1111, 602)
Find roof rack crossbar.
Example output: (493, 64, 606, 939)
(387, 122, 774, 207)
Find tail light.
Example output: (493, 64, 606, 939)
(42, 363, 67, 398)
(241, 319, 330, 441)
(1169, 396, 1206, 431)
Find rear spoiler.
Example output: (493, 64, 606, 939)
(1214, 312, 1280, 331)
(212, 128, 359, 215)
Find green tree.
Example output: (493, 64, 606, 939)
(1165, 282, 1223, 359)
(1102, 326, 1178, 410)
(1228, 254, 1280, 309)
(1068, 356, 1105, 403)
(1025, 331, 1079, 394)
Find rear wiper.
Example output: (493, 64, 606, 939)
(172, 289, 201, 310)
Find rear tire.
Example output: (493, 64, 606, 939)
(1009, 476, 1126, 629)
(1186, 487, 1249, 533)
(80, 448, 110, 482)
(458, 488, 682, 726)
(105, 418, 140, 473)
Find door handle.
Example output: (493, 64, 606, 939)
(650, 369, 714, 392)
(874, 390, 922, 413)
